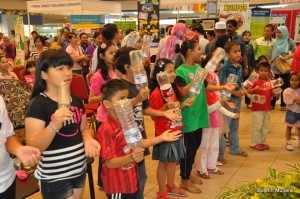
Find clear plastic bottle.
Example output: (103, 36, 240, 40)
(205, 47, 226, 72)
(156, 71, 174, 102)
(270, 77, 284, 88)
(141, 34, 153, 59)
(243, 71, 259, 89)
(222, 74, 238, 100)
(189, 67, 204, 99)
(272, 87, 282, 96)
(250, 94, 266, 104)
(130, 50, 148, 91)
(57, 82, 73, 125)
(114, 99, 143, 149)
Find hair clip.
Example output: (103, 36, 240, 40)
(100, 42, 107, 49)
(158, 61, 165, 68)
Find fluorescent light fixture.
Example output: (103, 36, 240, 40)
(41, 27, 51, 30)
(171, 11, 194, 14)
(260, 4, 288, 9)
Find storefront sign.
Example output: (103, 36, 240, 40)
(27, 0, 82, 12)
(71, 15, 100, 29)
(219, 1, 250, 34)
(207, 1, 217, 15)
(280, 0, 300, 4)
(14, 17, 25, 67)
(250, 8, 271, 40)
(114, 21, 136, 31)
(137, 0, 159, 36)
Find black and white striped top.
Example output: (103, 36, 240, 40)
(25, 93, 86, 182)
(29, 47, 48, 61)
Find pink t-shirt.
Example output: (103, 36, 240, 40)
(66, 45, 83, 70)
(89, 70, 118, 122)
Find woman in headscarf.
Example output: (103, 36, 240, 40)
(157, 22, 186, 61)
(269, 26, 297, 111)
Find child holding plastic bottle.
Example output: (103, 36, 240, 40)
(283, 72, 300, 151)
(24, 61, 36, 87)
(149, 58, 193, 199)
(175, 40, 209, 194)
(247, 62, 275, 151)
(97, 79, 182, 199)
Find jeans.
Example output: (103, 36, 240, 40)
(218, 134, 226, 159)
(228, 96, 242, 154)
(137, 160, 147, 199)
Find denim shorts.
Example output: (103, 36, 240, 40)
(285, 109, 300, 125)
(40, 172, 86, 199)
(152, 137, 185, 162)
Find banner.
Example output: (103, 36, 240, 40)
(14, 17, 25, 67)
(250, 8, 271, 40)
(27, 0, 82, 12)
(137, 0, 159, 36)
(70, 15, 100, 29)
(114, 21, 136, 31)
(280, 0, 300, 4)
(219, 1, 250, 34)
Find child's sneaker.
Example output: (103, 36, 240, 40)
(286, 141, 294, 151)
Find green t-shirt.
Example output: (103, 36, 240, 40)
(176, 63, 210, 133)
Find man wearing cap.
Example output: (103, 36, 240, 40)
(205, 21, 227, 55)
(226, 19, 248, 76)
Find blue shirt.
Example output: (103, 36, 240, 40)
(218, 59, 243, 91)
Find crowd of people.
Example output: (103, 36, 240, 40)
(0, 19, 300, 199)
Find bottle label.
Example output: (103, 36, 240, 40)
(190, 84, 200, 95)
(134, 74, 147, 85)
(124, 127, 142, 145)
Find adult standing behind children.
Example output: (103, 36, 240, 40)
(25, 49, 100, 199)
(218, 41, 248, 157)
(269, 26, 296, 111)
(253, 24, 275, 61)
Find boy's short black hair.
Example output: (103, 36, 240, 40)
(115, 47, 136, 75)
(101, 79, 128, 101)
(102, 23, 118, 41)
(257, 61, 271, 71)
(224, 41, 240, 53)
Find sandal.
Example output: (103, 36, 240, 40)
(165, 184, 188, 197)
(180, 180, 201, 194)
(280, 106, 286, 111)
(208, 168, 224, 175)
(189, 175, 203, 185)
(217, 158, 227, 165)
(157, 192, 174, 199)
(250, 144, 264, 151)
(197, 171, 210, 179)
(286, 141, 294, 151)
(230, 150, 248, 157)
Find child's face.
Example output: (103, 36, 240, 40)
(0, 57, 9, 71)
(109, 89, 129, 111)
(102, 45, 117, 67)
(227, 45, 241, 63)
(35, 38, 43, 48)
(191, 43, 202, 63)
(164, 63, 176, 83)
(42, 65, 72, 87)
(258, 67, 269, 80)
(290, 75, 300, 89)
(95, 34, 103, 44)
(243, 33, 251, 42)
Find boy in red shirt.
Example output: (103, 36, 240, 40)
(97, 79, 181, 199)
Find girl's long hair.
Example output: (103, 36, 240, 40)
(96, 40, 115, 81)
(31, 49, 73, 99)
(149, 58, 182, 101)
(25, 61, 36, 75)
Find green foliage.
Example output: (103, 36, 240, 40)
(218, 163, 300, 199)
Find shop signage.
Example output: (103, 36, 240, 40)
(280, 0, 300, 4)
(114, 21, 137, 31)
(250, 8, 271, 40)
(219, 1, 250, 34)
(70, 15, 100, 29)
(27, 0, 82, 12)
(207, 1, 217, 15)
(14, 17, 25, 67)
(137, 0, 159, 36)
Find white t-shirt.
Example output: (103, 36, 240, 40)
(0, 96, 15, 193)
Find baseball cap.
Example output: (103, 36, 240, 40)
(215, 22, 226, 30)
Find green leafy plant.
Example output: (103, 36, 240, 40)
(218, 164, 300, 199)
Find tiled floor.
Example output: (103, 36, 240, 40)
(27, 103, 300, 199)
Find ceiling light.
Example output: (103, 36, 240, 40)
(260, 4, 288, 9)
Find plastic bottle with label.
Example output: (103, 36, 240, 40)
(141, 34, 153, 59)
(270, 77, 284, 88)
(205, 47, 226, 72)
(243, 71, 259, 89)
(130, 50, 148, 91)
(250, 94, 266, 104)
(222, 74, 238, 100)
(273, 87, 283, 96)
(156, 71, 174, 102)
(189, 67, 204, 99)
(114, 99, 143, 149)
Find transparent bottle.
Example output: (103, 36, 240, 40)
(156, 71, 174, 102)
(205, 47, 226, 72)
(273, 87, 282, 96)
(222, 74, 238, 100)
(270, 77, 284, 88)
(189, 67, 204, 99)
(57, 82, 73, 125)
(243, 71, 259, 89)
(114, 99, 143, 149)
(250, 94, 266, 104)
(130, 50, 148, 91)
(141, 34, 153, 59)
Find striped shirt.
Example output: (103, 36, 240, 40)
(29, 47, 48, 61)
(25, 93, 86, 182)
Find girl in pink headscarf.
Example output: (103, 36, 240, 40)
(158, 23, 186, 60)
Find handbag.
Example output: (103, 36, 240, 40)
(273, 56, 290, 74)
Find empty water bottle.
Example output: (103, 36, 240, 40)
(141, 34, 153, 59)
(156, 71, 174, 102)
(189, 67, 205, 99)
(130, 50, 148, 91)
(271, 77, 284, 88)
(250, 94, 266, 104)
(205, 47, 226, 72)
(222, 74, 238, 99)
(57, 82, 73, 125)
(243, 71, 259, 89)
(114, 99, 143, 149)
(273, 87, 282, 96)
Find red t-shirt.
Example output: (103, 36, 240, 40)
(149, 87, 183, 136)
(24, 74, 35, 84)
(250, 78, 273, 111)
(96, 116, 139, 194)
